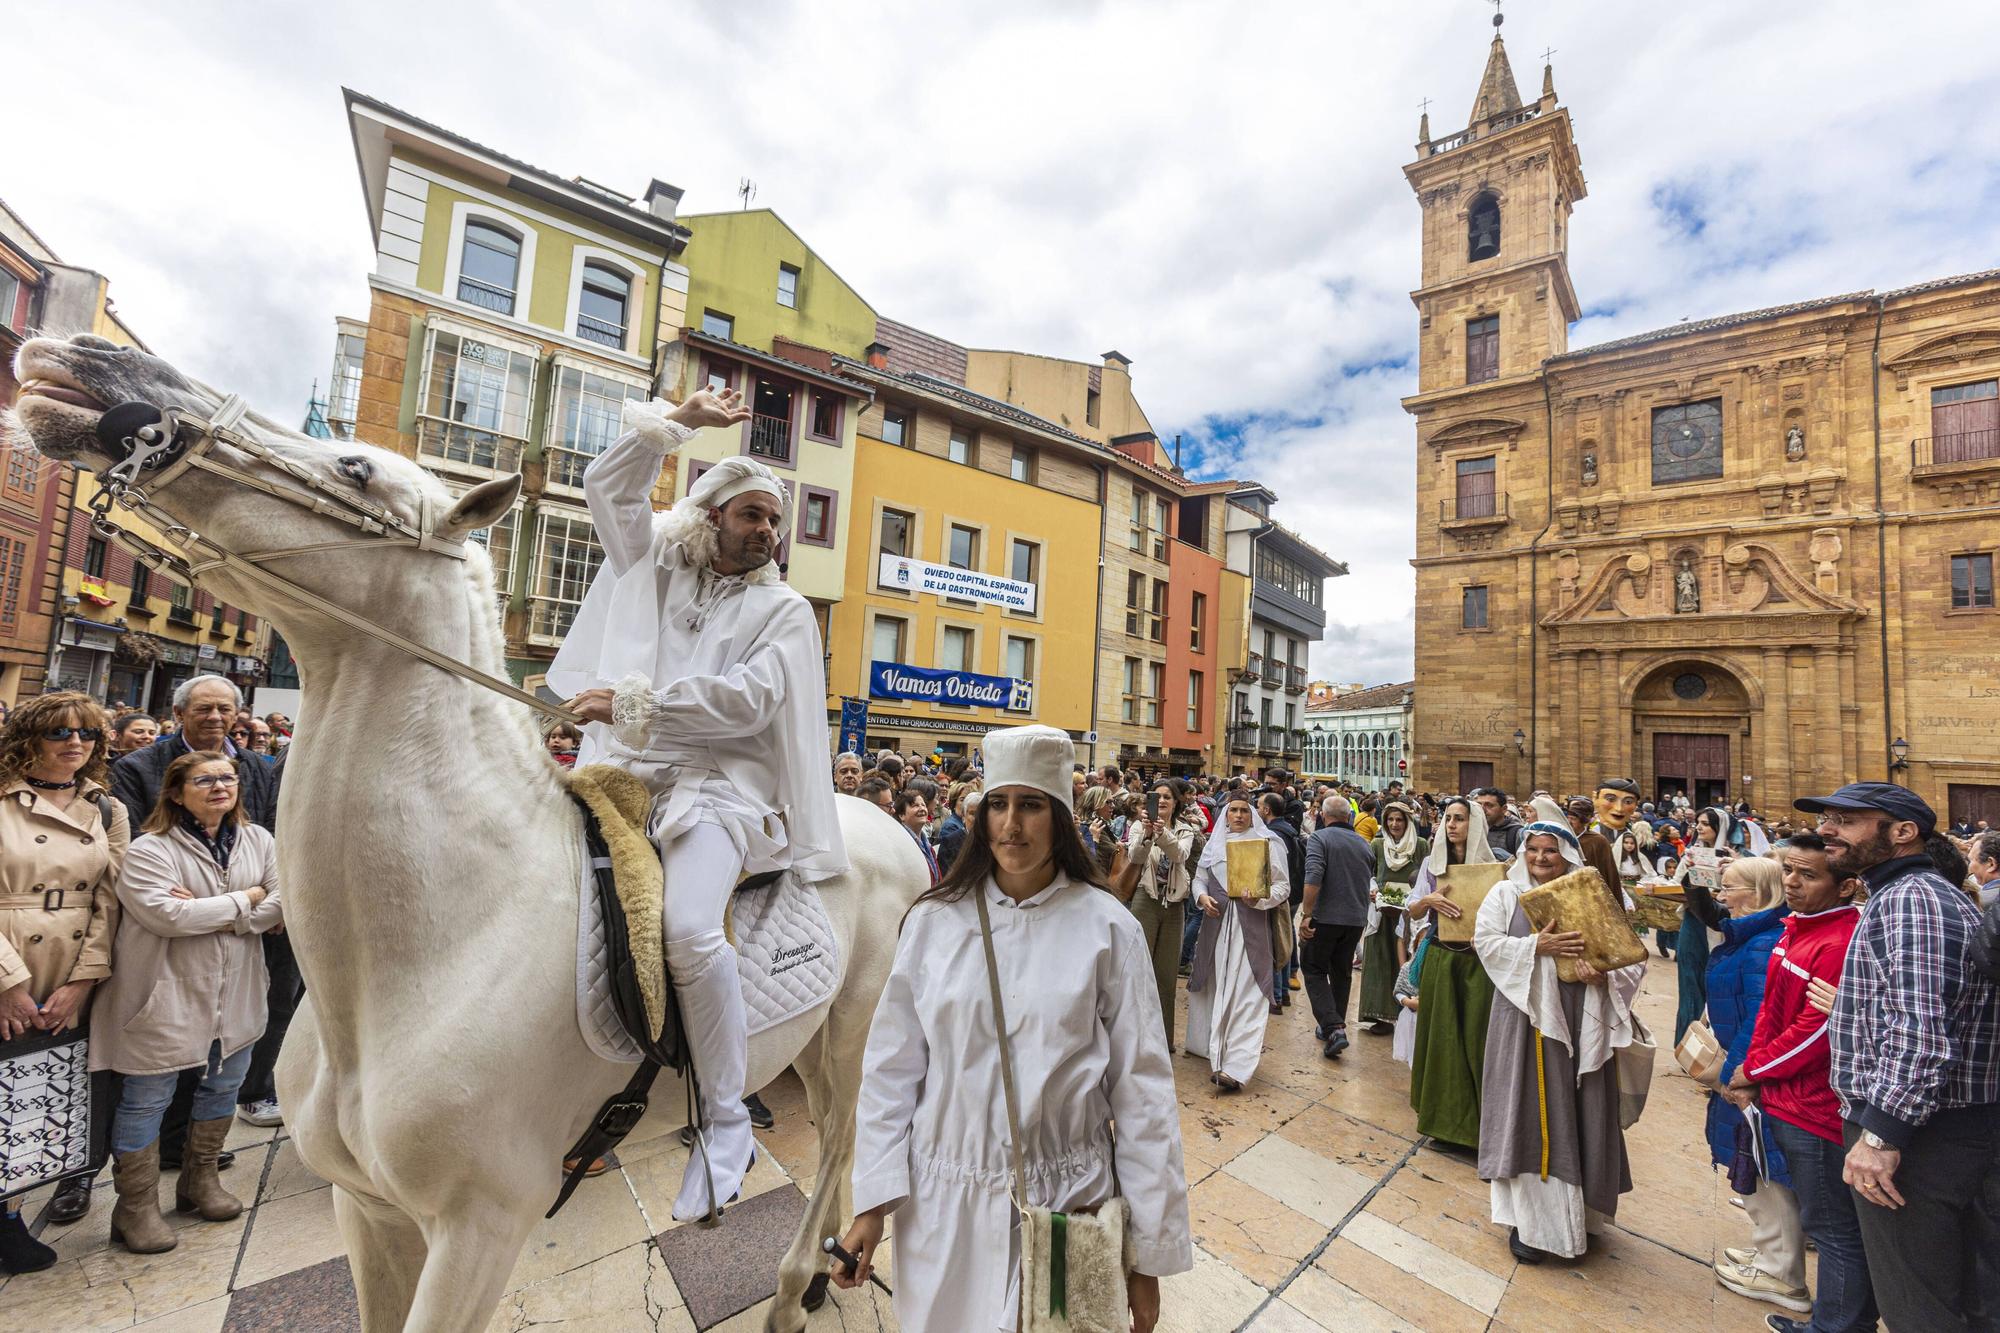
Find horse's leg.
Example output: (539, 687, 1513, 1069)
(332, 1185, 428, 1332)
(403, 1205, 538, 1333)
(767, 1001, 870, 1333)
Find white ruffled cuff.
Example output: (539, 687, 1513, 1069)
(622, 399, 700, 454)
(610, 672, 661, 749)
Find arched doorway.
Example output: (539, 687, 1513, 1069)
(1633, 660, 1754, 809)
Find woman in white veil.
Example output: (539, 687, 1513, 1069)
(1403, 795, 1504, 1148)
(1184, 792, 1289, 1091)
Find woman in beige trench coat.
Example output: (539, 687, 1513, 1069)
(91, 750, 281, 1254)
(0, 692, 128, 1271)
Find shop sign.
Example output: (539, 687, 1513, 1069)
(869, 661, 1030, 711)
(64, 623, 121, 653)
(234, 656, 264, 674)
(198, 644, 219, 660)
(876, 555, 1037, 614)
(158, 642, 199, 667)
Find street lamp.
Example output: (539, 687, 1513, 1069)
(1512, 728, 1527, 756)
(1890, 736, 1911, 771)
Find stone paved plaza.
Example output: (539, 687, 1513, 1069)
(0, 964, 1786, 1331)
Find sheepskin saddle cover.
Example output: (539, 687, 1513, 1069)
(566, 764, 669, 1043)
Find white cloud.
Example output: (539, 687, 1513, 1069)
(9, 0, 2000, 687)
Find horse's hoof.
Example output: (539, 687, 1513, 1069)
(801, 1272, 830, 1312)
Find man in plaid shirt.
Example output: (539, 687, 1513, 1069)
(1800, 783, 1999, 1331)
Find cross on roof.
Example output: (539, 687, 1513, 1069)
(1418, 96, 1432, 115)
(1542, 46, 1558, 64)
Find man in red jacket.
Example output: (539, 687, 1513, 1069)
(1728, 832, 1872, 1333)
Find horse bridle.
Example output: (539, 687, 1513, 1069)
(86, 396, 582, 725)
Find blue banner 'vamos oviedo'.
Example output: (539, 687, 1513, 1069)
(868, 661, 1031, 711)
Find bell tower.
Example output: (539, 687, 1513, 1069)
(1404, 11, 1586, 394)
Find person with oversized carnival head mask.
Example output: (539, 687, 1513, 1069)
(548, 388, 849, 1221)
(1592, 778, 1641, 838)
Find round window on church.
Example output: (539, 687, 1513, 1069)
(1672, 672, 1709, 701)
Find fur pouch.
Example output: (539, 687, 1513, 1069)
(1020, 1198, 1135, 1333)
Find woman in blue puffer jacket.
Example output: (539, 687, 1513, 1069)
(1691, 853, 1808, 1316)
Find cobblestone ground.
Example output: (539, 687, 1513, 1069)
(0, 961, 1785, 1331)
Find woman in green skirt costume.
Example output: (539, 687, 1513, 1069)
(1359, 801, 1427, 1033)
(1403, 796, 1505, 1148)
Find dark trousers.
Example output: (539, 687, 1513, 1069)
(237, 932, 302, 1106)
(1299, 922, 1364, 1035)
(1768, 1114, 1877, 1332)
(1845, 1105, 2000, 1331)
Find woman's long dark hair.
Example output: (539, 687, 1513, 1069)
(912, 790, 1106, 912)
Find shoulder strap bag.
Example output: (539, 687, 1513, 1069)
(975, 886, 1135, 1333)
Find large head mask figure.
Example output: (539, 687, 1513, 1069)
(1594, 778, 1641, 833)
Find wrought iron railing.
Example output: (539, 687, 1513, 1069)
(575, 313, 626, 349)
(1913, 430, 2000, 467)
(1286, 665, 1307, 694)
(455, 277, 515, 315)
(1443, 492, 1509, 523)
(748, 414, 792, 460)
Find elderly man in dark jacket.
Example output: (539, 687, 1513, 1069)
(1299, 797, 1376, 1060)
(106, 675, 286, 1174)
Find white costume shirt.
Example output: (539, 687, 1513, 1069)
(852, 874, 1193, 1332)
(546, 415, 844, 879)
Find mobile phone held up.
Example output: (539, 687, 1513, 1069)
(1146, 791, 1160, 823)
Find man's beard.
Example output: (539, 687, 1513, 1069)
(717, 531, 773, 573)
(1828, 824, 1893, 877)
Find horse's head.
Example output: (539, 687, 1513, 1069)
(8, 332, 522, 660)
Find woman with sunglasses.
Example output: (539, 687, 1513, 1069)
(89, 751, 282, 1254)
(0, 692, 129, 1270)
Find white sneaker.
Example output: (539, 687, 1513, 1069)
(237, 1099, 284, 1128)
(1723, 1246, 1758, 1268)
(1714, 1259, 1811, 1314)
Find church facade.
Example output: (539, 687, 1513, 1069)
(1405, 32, 2000, 829)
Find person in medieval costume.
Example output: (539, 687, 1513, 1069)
(1474, 821, 1644, 1263)
(1404, 796, 1505, 1148)
(1359, 800, 1428, 1034)
(549, 389, 848, 1221)
(1184, 792, 1290, 1091)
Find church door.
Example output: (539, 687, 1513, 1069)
(1654, 732, 1730, 808)
(1457, 761, 1495, 793)
(1948, 783, 2000, 832)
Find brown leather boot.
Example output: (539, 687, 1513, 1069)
(110, 1143, 178, 1253)
(174, 1117, 243, 1221)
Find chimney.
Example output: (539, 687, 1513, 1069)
(1102, 350, 1132, 368)
(643, 179, 684, 223)
(864, 340, 890, 371)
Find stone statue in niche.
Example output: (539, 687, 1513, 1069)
(1581, 451, 1598, 487)
(1674, 555, 1701, 613)
(1785, 423, 1806, 461)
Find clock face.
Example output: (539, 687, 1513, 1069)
(1652, 399, 1725, 484)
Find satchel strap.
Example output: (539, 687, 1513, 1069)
(973, 885, 1032, 1214)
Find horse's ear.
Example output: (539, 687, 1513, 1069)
(436, 474, 521, 537)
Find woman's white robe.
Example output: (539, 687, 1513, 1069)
(1182, 856, 1289, 1084)
(852, 874, 1193, 1332)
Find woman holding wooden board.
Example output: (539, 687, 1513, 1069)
(1473, 822, 1646, 1263)
(1404, 797, 1507, 1149)
(1184, 794, 1290, 1091)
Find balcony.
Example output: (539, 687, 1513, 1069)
(417, 417, 521, 475)
(1246, 652, 1264, 680)
(455, 276, 515, 315)
(748, 414, 793, 462)
(167, 605, 198, 629)
(1285, 665, 1307, 695)
(1440, 492, 1510, 531)
(575, 313, 626, 350)
(1424, 102, 1543, 156)
(1912, 431, 2000, 471)
(1230, 725, 1259, 753)
(1261, 727, 1287, 754)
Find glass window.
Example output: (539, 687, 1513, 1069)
(701, 309, 735, 340)
(871, 616, 905, 665)
(1125, 570, 1145, 635)
(1005, 636, 1034, 684)
(1190, 591, 1206, 650)
(948, 525, 978, 570)
(546, 364, 647, 488)
(941, 625, 973, 672)
(327, 331, 365, 437)
(1187, 670, 1203, 731)
(418, 329, 535, 472)
(576, 263, 631, 349)
(458, 221, 521, 314)
(1651, 398, 1725, 485)
(948, 430, 970, 464)
(1086, 386, 1100, 428)
(802, 491, 833, 543)
(0, 536, 22, 633)
(0, 269, 19, 331)
(879, 508, 913, 559)
(807, 390, 841, 441)
(1461, 585, 1489, 629)
(1149, 578, 1167, 643)
(1146, 662, 1164, 726)
(85, 536, 107, 578)
(1952, 554, 1995, 610)
(776, 263, 800, 309)
(1121, 657, 1140, 722)
(1010, 447, 1034, 482)
(461, 495, 518, 614)
(1009, 539, 1039, 587)
(703, 355, 736, 393)
(882, 407, 910, 447)
(130, 563, 150, 605)
(528, 509, 604, 640)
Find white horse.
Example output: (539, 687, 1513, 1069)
(8, 332, 928, 1331)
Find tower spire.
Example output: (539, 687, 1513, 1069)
(1469, 4, 1523, 126)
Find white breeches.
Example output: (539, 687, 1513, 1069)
(661, 818, 742, 974)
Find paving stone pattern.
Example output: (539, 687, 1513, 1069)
(0, 963, 1789, 1330)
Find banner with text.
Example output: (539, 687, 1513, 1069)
(869, 661, 1033, 712)
(877, 555, 1037, 614)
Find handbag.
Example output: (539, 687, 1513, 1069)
(1, 1024, 106, 1202)
(1613, 1011, 1658, 1130)
(974, 888, 1135, 1332)
(1673, 1019, 1725, 1085)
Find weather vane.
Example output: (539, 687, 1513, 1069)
(1491, 0, 1504, 28)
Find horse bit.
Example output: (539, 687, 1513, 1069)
(85, 397, 581, 725)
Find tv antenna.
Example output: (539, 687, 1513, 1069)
(737, 178, 757, 210)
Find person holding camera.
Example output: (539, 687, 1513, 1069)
(1118, 780, 1193, 1050)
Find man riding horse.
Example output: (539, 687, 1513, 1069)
(549, 387, 847, 1221)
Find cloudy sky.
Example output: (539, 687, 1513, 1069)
(12, 1, 2000, 684)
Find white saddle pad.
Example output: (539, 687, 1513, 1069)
(575, 854, 840, 1059)
(730, 873, 840, 1036)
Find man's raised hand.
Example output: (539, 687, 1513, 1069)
(669, 386, 754, 432)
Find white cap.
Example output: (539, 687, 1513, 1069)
(980, 725, 1075, 812)
(687, 456, 787, 519)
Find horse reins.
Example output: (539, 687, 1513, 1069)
(86, 397, 583, 726)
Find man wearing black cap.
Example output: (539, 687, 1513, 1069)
(1796, 782, 1999, 1332)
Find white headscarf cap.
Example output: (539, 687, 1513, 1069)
(687, 456, 787, 517)
(981, 725, 1075, 812)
